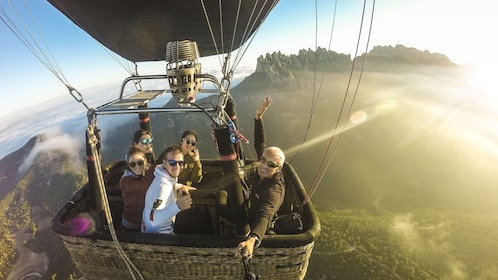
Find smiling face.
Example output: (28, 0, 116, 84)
(163, 150, 184, 178)
(127, 153, 146, 176)
(257, 148, 284, 179)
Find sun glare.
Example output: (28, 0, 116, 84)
(468, 65, 495, 95)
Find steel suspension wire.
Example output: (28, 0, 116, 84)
(1, 0, 71, 88)
(231, 0, 279, 72)
(287, 0, 338, 165)
(199, 0, 279, 133)
(103, 46, 137, 77)
(200, 0, 279, 83)
(232, 1, 279, 83)
(200, 0, 223, 67)
(304, 0, 376, 205)
(0, 1, 118, 110)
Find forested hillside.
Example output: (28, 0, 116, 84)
(0, 149, 85, 279)
(1, 44, 497, 279)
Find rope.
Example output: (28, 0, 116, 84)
(304, 0, 376, 205)
(87, 125, 145, 280)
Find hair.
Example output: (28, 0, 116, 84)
(161, 144, 183, 160)
(125, 146, 146, 163)
(266, 146, 285, 166)
(133, 129, 153, 145)
(181, 129, 198, 141)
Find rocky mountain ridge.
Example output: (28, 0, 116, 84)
(1, 44, 496, 279)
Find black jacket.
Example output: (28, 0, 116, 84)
(248, 119, 285, 240)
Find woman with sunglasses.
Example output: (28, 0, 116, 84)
(235, 96, 286, 260)
(142, 145, 197, 234)
(158, 129, 203, 186)
(119, 146, 156, 231)
(179, 130, 203, 185)
(133, 129, 155, 164)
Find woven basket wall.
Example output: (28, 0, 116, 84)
(61, 235, 314, 280)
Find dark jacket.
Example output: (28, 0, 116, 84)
(120, 164, 155, 226)
(248, 119, 285, 241)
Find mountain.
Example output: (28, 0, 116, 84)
(0, 135, 86, 279)
(0, 135, 46, 199)
(1, 45, 497, 279)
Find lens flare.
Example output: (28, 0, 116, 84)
(375, 99, 398, 115)
(68, 213, 96, 236)
(350, 111, 367, 124)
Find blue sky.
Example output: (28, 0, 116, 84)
(1, 0, 497, 119)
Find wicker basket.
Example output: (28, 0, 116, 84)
(53, 160, 320, 280)
(61, 234, 314, 280)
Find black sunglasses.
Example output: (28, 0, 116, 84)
(128, 159, 145, 168)
(182, 139, 196, 146)
(259, 157, 279, 168)
(167, 159, 184, 167)
(141, 138, 154, 145)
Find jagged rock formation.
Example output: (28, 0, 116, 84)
(255, 47, 352, 83)
(360, 44, 455, 66)
(253, 44, 456, 83)
(4, 44, 495, 280)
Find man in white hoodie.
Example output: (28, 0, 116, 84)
(142, 145, 196, 234)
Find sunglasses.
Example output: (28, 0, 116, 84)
(128, 159, 145, 168)
(182, 139, 196, 146)
(166, 159, 184, 167)
(140, 138, 154, 145)
(259, 157, 280, 169)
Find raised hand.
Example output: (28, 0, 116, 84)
(255, 96, 272, 120)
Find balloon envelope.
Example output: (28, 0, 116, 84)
(48, 0, 278, 62)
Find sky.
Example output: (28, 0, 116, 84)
(1, 0, 497, 120)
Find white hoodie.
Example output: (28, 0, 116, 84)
(141, 165, 180, 234)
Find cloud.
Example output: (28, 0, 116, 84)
(392, 213, 469, 280)
(0, 84, 119, 160)
(0, 104, 87, 160)
(18, 127, 84, 174)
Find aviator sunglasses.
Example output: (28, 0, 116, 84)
(182, 139, 196, 146)
(259, 157, 279, 169)
(166, 159, 184, 167)
(128, 159, 145, 168)
(140, 138, 154, 145)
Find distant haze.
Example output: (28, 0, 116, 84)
(2, 46, 498, 279)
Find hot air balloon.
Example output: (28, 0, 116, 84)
(42, 1, 321, 279)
